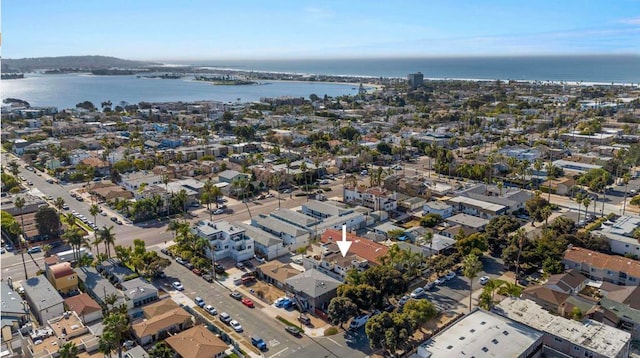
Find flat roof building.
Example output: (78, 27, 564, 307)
(414, 309, 543, 358)
(495, 297, 631, 358)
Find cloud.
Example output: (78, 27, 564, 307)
(619, 16, 640, 25)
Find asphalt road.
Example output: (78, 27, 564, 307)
(157, 248, 371, 358)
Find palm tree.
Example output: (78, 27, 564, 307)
(513, 228, 527, 285)
(175, 189, 188, 219)
(148, 342, 174, 358)
(582, 197, 591, 220)
(59, 342, 79, 358)
(533, 159, 543, 190)
(99, 226, 117, 258)
(62, 227, 86, 264)
(545, 162, 556, 202)
(422, 231, 434, 275)
(575, 194, 584, 224)
(202, 179, 214, 219)
(8, 160, 20, 178)
(102, 312, 129, 358)
(54, 197, 66, 235)
(622, 172, 631, 215)
(463, 253, 483, 312)
(232, 176, 252, 218)
(14, 196, 28, 279)
(98, 329, 118, 358)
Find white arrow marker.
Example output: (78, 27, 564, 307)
(336, 224, 352, 257)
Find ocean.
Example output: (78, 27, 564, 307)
(187, 55, 640, 84)
(4, 55, 639, 110)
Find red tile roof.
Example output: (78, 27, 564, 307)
(321, 229, 388, 264)
(64, 293, 102, 315)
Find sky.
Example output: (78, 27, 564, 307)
(2, 0, 640, 61)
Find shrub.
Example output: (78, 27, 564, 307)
(324, 327, 339, 336)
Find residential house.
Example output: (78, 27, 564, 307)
(592, 215, 640, 257)
(563, 246, 640, 286)
(457, 184, 531, 214)
(75, 267, 126, 309)
(132, 300, 193, 345)
(237, 222, 285, 260)
(64, 293, 103, 324)
(541, 177, 576, 196)
(521, 286, 571, 314)
(217, 170, 248, 184)
(552, 159, 603, 174)
(594, 286, 640, 338)
(422, 200, 454, 218)
(544, 269, 587, 295)
(496, 297, 631, 358)
(1, 282, 29, 342)
(45, 262, 78, 294)
(256, 261, 303, 290)
(193, 220, 255, 263)
(251, 214, 311, 251)
(286, 269, 342, 313)
(165, 325, 228, 358)
(121, 278, 159, 317)
(22, 276, 65, 325)
(80, 157, 111, 177)
(97, 258, 136, 285)
(445, 213, 489, 232)
(446, 196, 507, 219)
(120, 171, 164, 193)
(343, 186, 397, 212)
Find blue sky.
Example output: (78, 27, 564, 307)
(3, 0, 640, 60)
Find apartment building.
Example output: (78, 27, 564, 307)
(193, 220, 255, 262)
(563, 246, 640, 286)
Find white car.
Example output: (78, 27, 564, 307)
(230, 320, 243, 332)
(172, 282, 184, 291)
(424, 282, 436, 290)
(410, 287, 425, 298)
(205, 305, 217, 315)
(398, 295, 410, 305)
(434, 277, 446, 285)
(445, 271, 456, 281)
(479, 276, 490, 285)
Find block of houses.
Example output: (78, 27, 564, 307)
(193, 220, 255, 263)
(592, 215, 640, 257)
(496, 297, 631, 358)
(456, 183, 531, 214)
(64, 293, 103, 324)
(75, 267, 126, 309)
(45, 262, 78, 294)
(165, 325, 229, 358)
(23, 276, 65, 325)
(563, 246, 640, 286)
(96, 258, 136, 284)
(132, 299, 193, 345)
(251, 214, 310, 251)
(594, 286, 640, 338)
(285, 269, 342, 313)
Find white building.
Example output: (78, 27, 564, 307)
(120, 171, 164, 193)
(343, 186, 397, 212)
(193, 220, 254, 262)
(592, 215, 640, 257)
(495, 297, 631, 358)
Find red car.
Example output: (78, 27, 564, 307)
(192, 268, 202, 276)
(241, 298, 254, 308)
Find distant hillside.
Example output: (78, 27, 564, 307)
(3, 55, 161, 72)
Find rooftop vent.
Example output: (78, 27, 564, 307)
(502, 330, 509, 335)
(492, 339, 499, 344)
(482, 347, 489, 352)
(480, 321, 487, 325)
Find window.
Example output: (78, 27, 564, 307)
(574, 346, 580, 351)
(554, 337, 563, 343)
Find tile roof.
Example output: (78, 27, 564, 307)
(132, 307, 191, 338)
(321, 229, 388, 264)
(166, 325, 228, 358)
(522, 286, 570, 306)
(50, 262, 75, 279)
(544, 269, 587, 293)
(141, 298, 180, 318)
(564, 246, 640, 278)
(64, 293, 102, 315)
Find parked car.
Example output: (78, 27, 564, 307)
(398, 295, 410, 305)
(202, 274, 213, 282)
(172, 282, 184, 291)
(445, 271, 457, 281)
(194, 297, 205, 308)
(27, 246, 42, 254)
(298, 315, 311, 326)
(479, 276, 490, 285)
(184, 262, 194, 270)
(285, 326, 302, 337)
(205, 305, 217, 315)
(219, 312, 232, 324)
(230, 291, 242, 300)
(243, 260, 254, 269)
(230, 320, 243, 332)
(191, 268, 202, 276)
(213, 209, 225, 215)
(349, 314, 371, 330)
(251, 336, 267, 351)
(410, 287, 425, 298)
(274, 297, 287, 308)
(241, 298, 254, 308)
(434, 277, 446, 285)
(235, 262, 245, 269)
(424, 282, 436, 290)
(175, 257, 186, 265)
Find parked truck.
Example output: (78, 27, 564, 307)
(56, 247, 92, 263)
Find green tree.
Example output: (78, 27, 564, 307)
(148, 342, 174, 358)
(462, 253, 483, 312)
(35, 206, 61, 239)
(54, 197, 66, 235)
(327, 296, 359, 328)
(455, 232, 488, 257)
(403, 299, 437, 332)
(420, 213, 443, 228)
(365, 312, 414, 355)
(62, 227, 89, 264)
(337, 284, 381, 311)
(102, 312, 129, 358)
(98, 225, 117, 258)
(13, 197, 29, 279)
(59, 342, 79, 358)
(485, 215, 520, 253)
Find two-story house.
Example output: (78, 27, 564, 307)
(343, 186, 397, 212)
(45, 262, 78, 294)
(193, 220, 255, 263)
